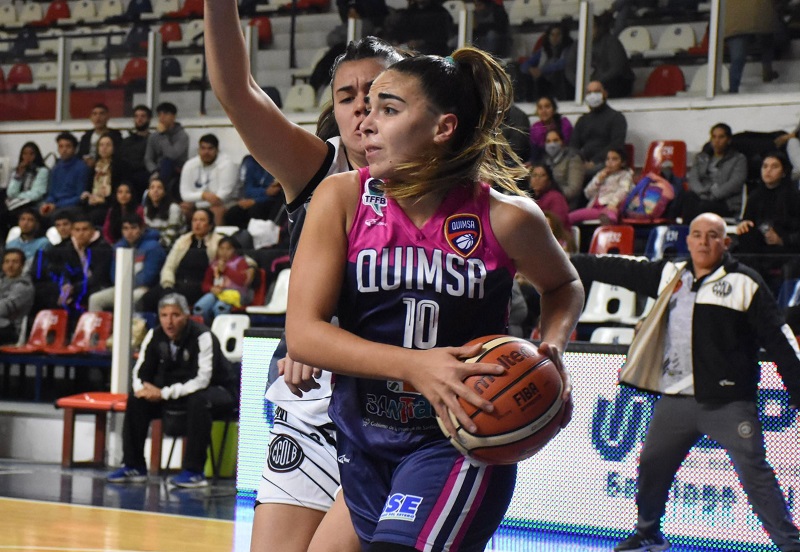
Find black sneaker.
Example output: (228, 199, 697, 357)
(614, 531, 671, 552)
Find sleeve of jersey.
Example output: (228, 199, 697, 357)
(132, 329, 155, 393)
(160, 332, 215, 400)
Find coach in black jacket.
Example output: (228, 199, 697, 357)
(572, 213, 800, 552)
(107, 293, 234, 488)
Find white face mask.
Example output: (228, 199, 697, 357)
(545, 142, 562, 157)
(585, 92, 604, 109)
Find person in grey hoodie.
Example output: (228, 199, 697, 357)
(0, 248, 34, 345)
(144, 102, 189, 191)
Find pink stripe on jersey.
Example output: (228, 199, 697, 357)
(416, 455, 465, 550)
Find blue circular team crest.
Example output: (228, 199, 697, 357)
(444, 214, 482, 257)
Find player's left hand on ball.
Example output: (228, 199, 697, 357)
(279, 354, 322, 397)
(537, 341, 573, 428)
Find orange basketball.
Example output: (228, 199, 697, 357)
(437, 335, 566, 464)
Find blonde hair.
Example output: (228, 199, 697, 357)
(378, 48, 528, 200)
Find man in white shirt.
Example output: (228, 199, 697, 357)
(178, 134, 239, 225)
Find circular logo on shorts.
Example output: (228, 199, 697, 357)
(738, 421, 754, 438)
(268, 434, 304, 472)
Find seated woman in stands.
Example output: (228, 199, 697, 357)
(735, 152, 800, 294)
(102, 182, 143, 244)
(568, 146, 634, 226)
(529, 95, 572, 162)
(542, 129, 585, 209)
(529, 163, 570, 231)
(193, 236, 254, 325)
(518, 22, 573, 102)
(143, 176, 184, 249)
(82, 134, 120, 227)
(4, 142, 49, 235)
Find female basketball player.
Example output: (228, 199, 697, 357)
(286, 49, 585, 551)
(205, 3, 404, 550)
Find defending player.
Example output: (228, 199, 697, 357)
(205, 2, 404, 550)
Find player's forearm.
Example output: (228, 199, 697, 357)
(538, 279, 584, 352)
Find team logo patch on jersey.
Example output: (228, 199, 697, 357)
(712, 280, 733, 297)
(380, 493, 423, 522)
(444, 214, 481, 257)
(362, 178, 388, 216)
(268, 434, 304, 472)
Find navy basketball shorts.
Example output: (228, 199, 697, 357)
(256, 407, 340, 512)
(337, 434, 517, 551)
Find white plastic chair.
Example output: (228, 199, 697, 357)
(6, 226, 21, 244)
(17, 62, 59, 91)
(643, 23, 695, 58)
(62, 0, 101, 24)
(167, 54, 203, 84)
(579, 282, 638, 324)
(211, 314, 251, 363)
(683, 63, 729, 94)
(18, 2, 44, 25)
(214, 226, 239, 237)
(70, 61, 93, 87)
(167, 19, 205, 49)
(0, 4, 18, 27)
(88, 59, 120, 86)
(508, 0, 542, 25)
(443, 0, 465, 22)
(539, 0, 578, 23)
(46, 226, 63, 245)
(290, 47, 328, 85)
(247, 268, 290, 315)
(590, 327, 635, 345)
(96, 0, 124, 19)
(140, 0, 179, 19)
(618, 26, 652, 57)
(284, 84, 316, 112)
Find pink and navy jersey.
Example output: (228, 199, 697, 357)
(330, 167, 516, 461)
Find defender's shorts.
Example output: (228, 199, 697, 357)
(256, 406, 339, 512)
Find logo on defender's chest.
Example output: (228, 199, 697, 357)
(444, 214, 482, 257)
(362, 178, 387, 216)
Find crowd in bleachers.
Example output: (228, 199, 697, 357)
(0, 100, 289, 368)
(2, 0, 800, 394)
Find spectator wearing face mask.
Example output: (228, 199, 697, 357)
(569, 80, 627, 180)
(543, 129, 585, 210)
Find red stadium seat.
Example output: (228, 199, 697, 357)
(0, 309, 69, 354)
(641, 64, 685, 97)
(588, 225, 635, 255)
(6, 63, 33, 90)
(159, 21, 182, 45)
(249, 16, 273, 47)
(112, 57, 147, 86)
(0, 67, 6, 92)
(32, 0, 71, 26)
(167, 0, 203, 18)
(642, 140, 687, 179)
(40, 311, 113, 355)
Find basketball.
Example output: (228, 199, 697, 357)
(437, 335, 566, 465)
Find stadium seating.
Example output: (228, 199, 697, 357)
(642, 140, 687, 178)
(589, 327, 635, 345)
(62, 0, 101, 24)
(18, 2, 44, 26)
(588, 225, 635, 255)
(17, 62, 59, 91)
(641, 64, 685, 97)
(579, 283, 638, 324)
(211, 314, 251, 363)
(618, 26, 652, 58)
(6, 63, 34, 91)
(112, 57, 148, 86)
(284, 83, 316, 112)
(643, 23, 695, 59)
(644, 225, 689, 261)
(41, 312, 113, 355)
(0, 309, 69, 354)
(508, 0, 542, 26)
